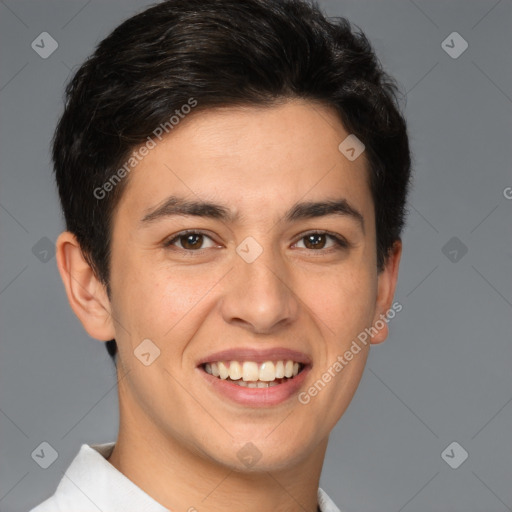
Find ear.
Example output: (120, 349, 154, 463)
(370, 239, 402, 345)
(56, 231, 116, 341)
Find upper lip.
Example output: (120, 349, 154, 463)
(196, 348, 312, 367)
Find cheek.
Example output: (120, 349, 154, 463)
(301, 265, 377, 340)
(111, 256, 224, 342)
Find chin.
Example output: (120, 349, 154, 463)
(212, 434, 318, 473)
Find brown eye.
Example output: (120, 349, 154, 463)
(293, 232, 349, 251)
(303, 233, 327, 249)
(180, 233, 204, 250)
(164, 231, 217, 251)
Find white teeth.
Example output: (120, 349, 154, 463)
(228, 361, 242, 380)
(259, 361, 275, 381)
(218, 361, 229, 380)
(203, 359, 304, 384)
(275, 360, 285, 378)
(242, 361, 260, 381)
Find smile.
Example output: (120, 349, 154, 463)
(202, 360, 304, 388)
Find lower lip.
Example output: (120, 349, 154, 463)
(198, 366, 310, 407)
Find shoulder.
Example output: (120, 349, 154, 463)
(29, 495, 61, 512)
(318, 487, 342, 512)
(28, 442, 116, 512)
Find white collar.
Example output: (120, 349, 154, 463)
(30, 442, 341, 512)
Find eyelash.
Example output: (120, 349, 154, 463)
(294, 231, 350, 251)
(162, 230, 350, 253)
(163, 230, 219, 251)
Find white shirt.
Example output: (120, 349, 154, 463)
(30, 442, 341, 512)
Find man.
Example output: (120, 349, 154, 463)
(30, 0, 411, 510)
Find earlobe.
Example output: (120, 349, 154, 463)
(370, 240, 402, 345)
(56, 231, 116, 341)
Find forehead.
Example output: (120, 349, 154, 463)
(115, 99, 373, 224)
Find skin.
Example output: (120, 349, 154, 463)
(56, 99, 401, 512)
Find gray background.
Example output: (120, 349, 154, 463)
(0, 0, 511, 511)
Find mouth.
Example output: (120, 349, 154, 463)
(201, 360, 306, 388)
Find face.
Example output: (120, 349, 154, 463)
(104, 99, 398, 471)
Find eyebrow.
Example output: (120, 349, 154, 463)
(140, 196, 365, 232)
(141, 196, 234, 223)
(284, 199, 365, 232)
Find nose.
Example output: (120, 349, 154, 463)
(220, 244, 300, 334)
